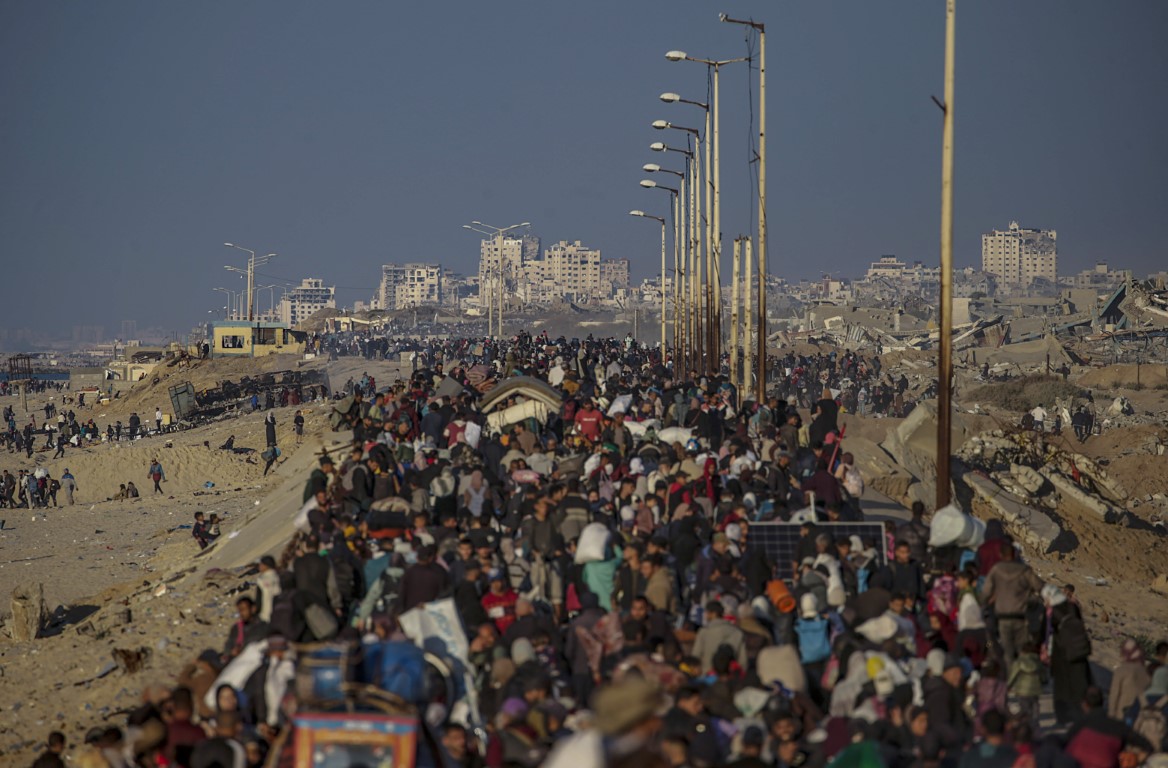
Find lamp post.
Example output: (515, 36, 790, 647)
(630, 210, 667, 349)
(666, 53, 749, 375)
(717, 15, 767, 402)
(254, 284, 280, 321)
(640, 179, 682, 373)
(649, 144, 691, 371)
(224, 243, 277, 322)
(654, 119, 714, 375)
(664, 95, 714, 373)
(213, 288, 236, 320)
(462, 221, 530, 340)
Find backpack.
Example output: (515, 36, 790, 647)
(1132, 696, 1168, 753)
(795, 617, 831, 664)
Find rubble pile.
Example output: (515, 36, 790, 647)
(954, 427, 1148, 550)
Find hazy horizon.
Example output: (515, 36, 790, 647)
(2, 1, 1165, 337)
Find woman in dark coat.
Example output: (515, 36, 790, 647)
(1047, 585, 1093, 722)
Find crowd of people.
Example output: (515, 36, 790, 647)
(22, 333, 1168, 768)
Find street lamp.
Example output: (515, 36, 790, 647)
(630, 209, 667, 349)
(213, 287, 236, 320)
(650, 141, 701, 368)
(462, 221, 530, 339)
(640, 178, 685, 372)
(654, 120, 707, 370)
(224, 243, 277, 321)
(663, 89, 714, 371)
(642, 163, 685, 179)
(666, 51, 749, 377)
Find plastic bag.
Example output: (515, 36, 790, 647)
(574, 522, 609, 565)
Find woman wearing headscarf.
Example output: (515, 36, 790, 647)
(1045, 584, 1093, 723)
(1109, 639, 1152, 719)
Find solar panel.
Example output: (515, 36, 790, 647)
(748, 521, 888, 581)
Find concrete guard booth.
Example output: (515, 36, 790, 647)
(208, 320, 305, 358)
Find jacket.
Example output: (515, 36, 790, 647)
(982, 560, 1044, 618)
(1107, 661, 1151, 720)
(691, 617, 748, 672)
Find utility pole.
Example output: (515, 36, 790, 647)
(744, 237, 754, 397)
(721, 14, 767, 401)
(700, 103, 710, 371)
(936, 0, 957, 508)
(755, 21, 767, 402)
(730, 238, 741, 390)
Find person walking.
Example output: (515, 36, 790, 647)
(60, 469, 77, 506)
(265, 412, 277, 448)
(293, 410, 304, 445)
(982, 539, 1045, 666)
(148, 459, 166, 494)
(155, 406, 164, 434)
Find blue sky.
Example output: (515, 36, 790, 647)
(1, 1, 1165, 335)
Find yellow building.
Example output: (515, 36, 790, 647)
(208, 321, 304, 358)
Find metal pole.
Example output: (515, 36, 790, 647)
(730, 238, 741, 390)
(660, 217, 667, 349)
(247, 253, 255, 321)
(937, 0, 957, 509)
(686, 151, 696, 371)
(498, 233, 505, 339)
(690, 150, 702, 371)
(744, 237, 754, 397)
(755, 23, 768, 403)
(487, 243, 494, 337)
(711, 64, 722, 370)
(673, 190, 683, 376)
(700, 102, 710, 371)
(679, 174, 688, 375)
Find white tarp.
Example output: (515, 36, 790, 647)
(399, 598, 480, 727)
(485, 399, 551, 433)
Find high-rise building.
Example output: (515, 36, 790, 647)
(478, 237, 526, 309)
(600, 258, 630, 294)
(476, 236, 626, 305)
(277, 278, 336, 326)
(981, 221, 1058, 288)
(377, 263, 443, 310)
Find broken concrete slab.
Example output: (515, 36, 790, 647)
(844, 436, 917, 501)
(1009, 463, 1047, 495)
(881, 400, 972, 505)
(963, 472, 1062, 553)
(1041, 469, 1121, 523)
(1063, 453, 1128, 504)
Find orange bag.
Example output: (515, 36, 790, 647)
(767, 580, 797, 614)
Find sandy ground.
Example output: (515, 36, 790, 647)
(0, 398, 331, 608)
